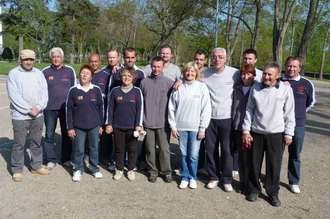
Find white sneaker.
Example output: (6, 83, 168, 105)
(47, 162, 56, 170)
(232, 171, 239, 177)
(93, 171, 103, 179)
(207, 180, 219, 189)
(290, 184, 301, 194)
(113, 169, 123, 180)
(189, 179, 197, 189)
(224, 183, 233, 192)
(127, 170, 135, 181)
(179, 180, 189, 189)
(72, 170, 81, 182)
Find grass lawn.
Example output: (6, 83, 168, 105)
(0, 61, 81, 75)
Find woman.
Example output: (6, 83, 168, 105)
(168, 62, 211, 189)
(105, 68, 143, 181)
(66, 64, 104, 182)
(231, 64, 256, 194)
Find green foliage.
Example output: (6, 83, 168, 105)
(0, 0, 329, 74)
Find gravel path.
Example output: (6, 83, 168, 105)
(0, 77, 329, 218)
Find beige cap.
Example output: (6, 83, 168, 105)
(20, 49, 36, 60)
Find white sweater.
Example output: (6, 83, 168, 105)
(168, 80, 211, 132)
(242, 81, 296, 136)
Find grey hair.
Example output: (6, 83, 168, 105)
(212, 47, 227, 58)
(49, 47, 64, 59)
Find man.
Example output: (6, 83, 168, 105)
(7, 49, 49, 182)
(194, 49, 208, 74)
(42, 47, 76, 169)
(102, 49, 123, 91)
(202, 48, 239, 192)
(242, 62, 295, 207)
(194, 49, 208, 170)
(282, 56, 315, 194)
(89, 53, 110, 97)
(143, 45, 181, 82)
(109, 47, 145, 88)
(88, 53, 111, 166)
(242, 48, 263, 82)
(140, 56, 174, 183)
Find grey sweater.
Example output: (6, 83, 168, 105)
(140, 74, 173, 128)
(202, 66, 240, 120)
(7, 66, 48, 120)
(242, 81, 296, 136)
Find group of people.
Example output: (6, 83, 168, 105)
(6, 45, 315, 207)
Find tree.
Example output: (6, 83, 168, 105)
(297, 0, 329, 61)
(57, 0, 99, 64)
(0, 0, 52, 59)
(272, 0, 297, 68)
(143, 0, 203, 55)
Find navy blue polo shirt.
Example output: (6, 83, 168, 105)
(66, 84, 104, 130)
(281, 75, 315, 127)
(109, 68, 145, 90)
(43, 65, 76, 110)
(106, 86, 143, 129)
(92, 69, 110, 97)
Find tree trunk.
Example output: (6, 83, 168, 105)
(18, 34, 24, 60)
(70, 34, 75, 65)
(297, 0, 320, 60)
(290, 23, 295, 55)
(319, 29, 329, 80)
(273, 0, 296, 68)
(251, 0, 262, 49)
(79, 42, 83, 64)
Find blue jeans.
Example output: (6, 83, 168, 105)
(179, 131, 201, 181)
(288, 127, 305, 185)
(72, 126, 100, 173)
(43, 109, 72, 163)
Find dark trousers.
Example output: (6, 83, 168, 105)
(11, 117, 44, 173)
(232, 130, 252, 193)
(145, 128, 172, 176)
(248, 132, 284, 196)
(43, 108, 72, 163)
(198, 139, 206, 169)
(205, 119, 233, 184)
(99, 132, 113, 165)
(113, 128, 138, 171)
(288, 127, 305, 185)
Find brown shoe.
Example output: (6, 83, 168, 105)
(31, 166, 49, 175)
(12, 173, 23, 182)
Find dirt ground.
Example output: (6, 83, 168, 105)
(0, 75, 329, 218)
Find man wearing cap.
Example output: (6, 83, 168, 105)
(7, 49, 49, 182)
(42, 47, 76, 169)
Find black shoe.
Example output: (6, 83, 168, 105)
(163, 174, 172, 183)
(269, 195, 281, 207)
(246, 193, 258, 202)
(148, 175, 157, 183)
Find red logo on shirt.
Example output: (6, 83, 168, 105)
(48, 76, 54, 81)
(90, 92, 97, 101)
(297, 85, 305, 94)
